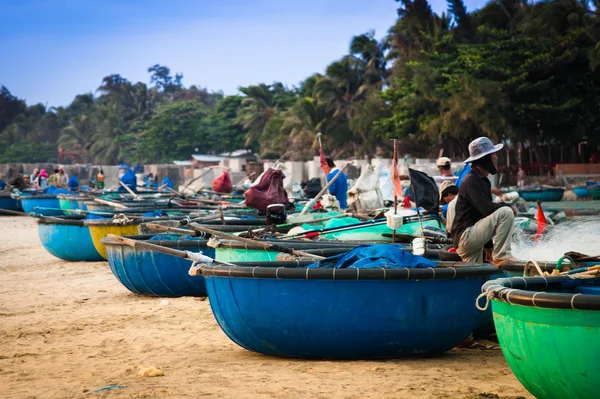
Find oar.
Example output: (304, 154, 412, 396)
(146, 223, 325, 260)
(94, 197, 128, 209)
(283, 218, 387, 240)
(248, 213, 350, 234)
(119, 182, 140, 199)
(299, 161, 352, 216)
(0, 208, 37, 217)
(106, 234, 236, 266)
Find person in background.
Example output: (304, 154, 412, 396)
(97, 169, 105, 189)
(23, 174, 31, 188)
(452, 137, 517, 266)
(68, 175, 79, 192)
(35, 169, 49, 190)
(31, 168, 40, 183)
(6, 168, 26, 191)
(48, 168, 59, 187)
(56, 167, 69, 188)
(434, 157, 458, 186)
(325, 158, 348, 209)
(0, 173, 5, 190)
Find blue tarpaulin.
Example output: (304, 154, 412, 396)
(118, 169, 137, 193)
(44, 185, 71, 195)
(143, 210, 168, 217)
(68, 176, 79, 191)
(307, 244, 437, 269)
(161, 176, 173, 189)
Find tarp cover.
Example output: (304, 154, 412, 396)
(307, 244, 437, 269)
(244, 168, 289, 211)
(118, 169, 137, 193)
(212, 171, 232, 193)
(347, 165, 384, 212)
(161, 176, 174, 189)
(44, 185, 71, 195)
(68, 176, 79, 191)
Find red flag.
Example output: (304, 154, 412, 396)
(534, 201, 547, 241)
(403, 194, 411, 209)
(391, 142, 403, 198)
(320, 147, 330, 175)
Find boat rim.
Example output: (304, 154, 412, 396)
(482, 275, 600, 310)
(198, 262, 497, 280)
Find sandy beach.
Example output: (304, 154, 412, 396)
(0, 216, 532, 399)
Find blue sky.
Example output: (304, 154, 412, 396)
(1, 0, 487, 107)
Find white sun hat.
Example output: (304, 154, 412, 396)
(464, 137, 503, 163)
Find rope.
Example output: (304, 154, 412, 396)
(187, 251, 214, 276)
(112, 213, 132, 225)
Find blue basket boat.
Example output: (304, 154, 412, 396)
(0, 192, 23, 214)
(37, 217, 104, 261)
(198, 262, 497, 359)
(574, 186, 590, 198)
(101, 235, 216, 297)
(518, 187, 564, 202)
(20, 194, 63, 216)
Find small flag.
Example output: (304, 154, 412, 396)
(534, 201, 547, 241)
(391, 143, 403, 198)
(408, 168, 439, 214)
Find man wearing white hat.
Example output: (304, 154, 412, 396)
(452, 137, 516, 266)
(433, 157, 458, 186)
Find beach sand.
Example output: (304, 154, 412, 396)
(0, 216, 532, 399)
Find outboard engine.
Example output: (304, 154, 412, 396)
(266, 203, 286, 226)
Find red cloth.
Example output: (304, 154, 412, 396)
(403, 195, 411, 209)
(320, 147, 330, 174)
(534, 202, 547, 241)
(244, 168, 289, 211)
(212, 171, 233, 193)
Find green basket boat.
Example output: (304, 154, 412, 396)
(480, 275, 600, 399)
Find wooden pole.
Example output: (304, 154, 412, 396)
(119, 181, 140, 199)
(147, 223, 325, 260)
(298, 161, 352, 216)
(93, 197, 128, 209)
(106, 234, 236, 266)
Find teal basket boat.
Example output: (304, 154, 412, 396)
(518, 187, 565, 202)
(480, 275, 600, 399)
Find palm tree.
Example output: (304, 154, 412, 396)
(58, 114, 94, 162)
(237, 83, 294, 146)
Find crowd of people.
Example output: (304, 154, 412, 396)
(0, 166, 80, 192)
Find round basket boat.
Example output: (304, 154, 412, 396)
(589, 188, 600, 200)
(200, 262, 497, 359)
(518, 187, 564, 202)
(481, 275, 600, 399)
(213, 240, 443, 263)
(37, 217, 104, 261)
(573, 186, 590, 198)
(83, 218, 142, 260)
(0, 192, 22, 214)
(19, 194, 63, 216)
(101, 235, 215, 297)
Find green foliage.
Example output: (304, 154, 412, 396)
(1, 0, 600, 165)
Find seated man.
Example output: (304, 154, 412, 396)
(451, 137, 516, 265)
(439, 181, 458, 233)
(325, 158, 348, 209)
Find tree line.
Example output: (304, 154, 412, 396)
(1, 0, 600, 172)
